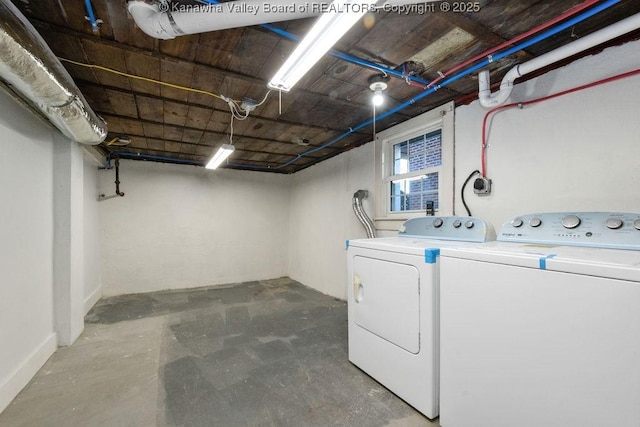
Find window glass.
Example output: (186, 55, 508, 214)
(390, 130, 441, 212)
(390, 172, 439, 212)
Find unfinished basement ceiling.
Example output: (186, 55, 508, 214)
(12, 0, 640, 173)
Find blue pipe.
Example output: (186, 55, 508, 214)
(114, 152, 204, 166)
(202, 0, 430, 87)
(115, 0, 620, 171)
(228, 0, 621, 171)
(84, 0, 99, 33)
(259, 23, 431, 86)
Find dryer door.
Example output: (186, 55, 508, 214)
(352, 256, 420, 354)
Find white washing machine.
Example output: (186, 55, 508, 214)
(347, 216, 494, 419)
(439, 212, 640, 427)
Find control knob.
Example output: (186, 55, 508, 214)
(634, 219, 640, 231)
(561, 214, 581, 229)
(465, 220, 475, 229)
(453, 220, 462, 228)
(529, 217, 542, 228)
(433, 218, 444, 228)
(605, 218, 623, 230)
(511, 218, 524, 228)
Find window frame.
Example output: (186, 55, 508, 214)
(388, 130, 443, 212)
(374, 101, 454, 229)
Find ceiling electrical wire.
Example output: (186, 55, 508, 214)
(223, 96, 250, 121)
(59, 57, 273, 151)
(58, 57, 231, 103)
(103, 0, 620, 170)
(227, 0, 620, 171)
(222, 90, 272, 146)
(63, 56, 272, 118)
(223, 90, 272, 121)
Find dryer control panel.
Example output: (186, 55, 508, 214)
(398, 216, 494, 242)
(498, 212, 640, 250)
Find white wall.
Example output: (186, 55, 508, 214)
(289, 143, 376, 299)
(83, 157, 102, 314)
(0, 89, 58, 413)
(53, 136, 86, 345)
(454, 40, 640, 229)
(286, 40, 640, 299)
(0, 86, 102, 413)
(99, 161, 291, 296)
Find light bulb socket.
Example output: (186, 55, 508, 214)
(368, 73, 389, 92)
(368, 74, 389, 106)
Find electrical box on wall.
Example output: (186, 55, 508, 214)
(473, 177, 492, 195)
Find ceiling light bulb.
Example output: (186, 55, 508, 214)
(369, 78, 387, 107)
(372, 89, 384, 106)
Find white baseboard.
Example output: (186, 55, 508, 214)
(0, 332, 57, 414)
(83, 286, 102, 315)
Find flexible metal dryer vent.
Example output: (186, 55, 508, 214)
(352, 190, 376, 239)
(0, 0, 106, 144)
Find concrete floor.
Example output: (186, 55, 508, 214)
(0, 278, 438, 426)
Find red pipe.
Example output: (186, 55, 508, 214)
(480, 68, 640, 177)
(427, 0, 601, 90)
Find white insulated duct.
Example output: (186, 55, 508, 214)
(127, 0, 431, 40)
(479, 12, 640, 108)
(0, 0, 106, 144)
(127, 0, 327, 40)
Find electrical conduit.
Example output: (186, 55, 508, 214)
(229, 0, 622, 170)
(259, 22, 431, 88)
(201, 0, 431, 88)
(480, 68, 640, 178)
(84, 0, 100, 33)
(426, 0, 602, 90)
(115, 152, 203, 166)
(120, 0, 621, 169)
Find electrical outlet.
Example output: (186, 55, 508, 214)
(473, 177, 492, 195)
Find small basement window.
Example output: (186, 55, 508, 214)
(389, 130, 442, 212)
(375, 101, 454, 227)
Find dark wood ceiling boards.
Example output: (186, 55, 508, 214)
(13, 0, 640, 173)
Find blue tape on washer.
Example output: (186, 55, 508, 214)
(345, 240, 350, 250)
(425, 248, 440, 264)
(539, 254, 557, 270)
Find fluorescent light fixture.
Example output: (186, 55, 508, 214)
(268, 1, 371, 92)
(205, 144, 235, 169)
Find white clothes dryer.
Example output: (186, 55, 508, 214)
(439, 212, 640, 427)
(347, 216, 494, 419)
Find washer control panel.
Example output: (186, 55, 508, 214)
(499, 212, 640, 250)
(398, 216, 494, 242)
